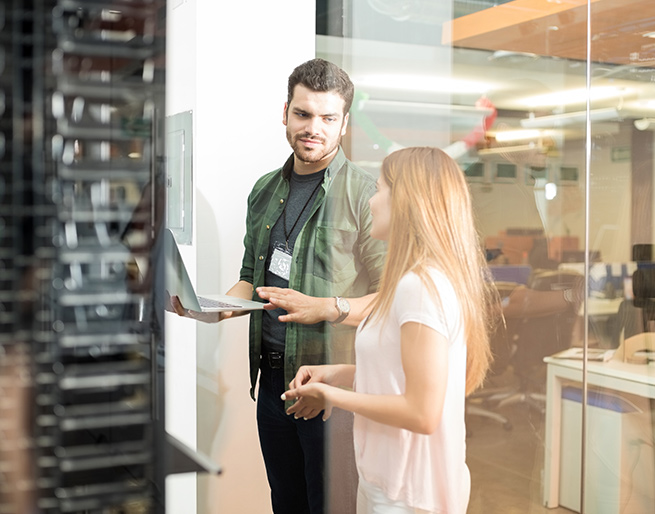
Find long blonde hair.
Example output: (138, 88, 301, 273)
(367, 147, 496, 395)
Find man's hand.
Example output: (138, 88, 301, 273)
(256, 287, 336, 323)
(168, 294, 231, 324)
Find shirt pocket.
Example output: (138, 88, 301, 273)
(313, 223, 358, 284)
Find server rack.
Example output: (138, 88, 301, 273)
(0, 1, 167, 512)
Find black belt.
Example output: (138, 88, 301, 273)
(262, 350, 284, 369)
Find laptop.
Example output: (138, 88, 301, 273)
(164, 228, 265, 312)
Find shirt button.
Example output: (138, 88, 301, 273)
(266, 225, 270, 230)
(280, 199, 284, 204)
(259, 255, 264, 261)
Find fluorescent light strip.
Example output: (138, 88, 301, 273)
(478, 143, 549, 155)
(520, 108, 619, 128)
(360, 99, 494, 117)
(354, 74, 492, 95)
(519, 87, 626, 108)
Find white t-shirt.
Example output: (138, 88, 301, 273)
(353, 269, 470, 514)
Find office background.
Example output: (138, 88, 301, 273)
(165, 1, 655, 513)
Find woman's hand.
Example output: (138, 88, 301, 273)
(287, 364, 350, 389)
(287, 364, 316, 389)
(282, 382, 333, 421)
(282, 364, 355, 421)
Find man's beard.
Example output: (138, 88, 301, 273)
(287, 131, 340, 164)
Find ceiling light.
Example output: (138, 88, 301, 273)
(359, 99, 494, 117)
(493, 129, 553, 142)
(488, 50, 538, 62)
(634, 118, 655, 130)
(545, 182, 557, 200)
(520, 108, 620, 128)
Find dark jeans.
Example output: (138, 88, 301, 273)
(257, 356, 326, 514)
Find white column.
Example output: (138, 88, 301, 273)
(166, 1, 316, 512)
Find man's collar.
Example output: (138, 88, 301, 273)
(326, 147, 346, 179)
(281, 154, 294, 179)
(282, 146, 346, 180)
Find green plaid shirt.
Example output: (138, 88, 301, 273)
(240, 147, 387, 398)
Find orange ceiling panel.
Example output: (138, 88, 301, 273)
(443, 0, 655, 66)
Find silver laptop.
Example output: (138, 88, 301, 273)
(164, 228, 265, 312)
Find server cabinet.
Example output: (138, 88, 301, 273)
(0, 1, 167, 512)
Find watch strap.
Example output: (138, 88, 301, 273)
(333, 296, 349, 324)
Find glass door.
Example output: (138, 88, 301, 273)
(317, 0, 655, 511)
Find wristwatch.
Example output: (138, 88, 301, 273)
(333, 296, 351, 324)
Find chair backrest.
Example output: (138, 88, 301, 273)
(612, 299, 647, 347)
(528, 269, 581, 292)
(513, 270, 583, 372)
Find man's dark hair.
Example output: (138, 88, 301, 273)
(287, 58, 355, 115)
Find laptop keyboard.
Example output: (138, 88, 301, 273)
(198, 296, 242, 309)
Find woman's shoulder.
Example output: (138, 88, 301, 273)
(399, 268, 452, 291)
(395, 269, 458, 312)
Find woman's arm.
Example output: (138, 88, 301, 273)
(289, 364, 356, 390)
(284, 322, 449, 434)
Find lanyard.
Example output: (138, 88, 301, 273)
(282, 178, 323, 250)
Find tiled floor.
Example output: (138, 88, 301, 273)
(465, 371, 575, 514)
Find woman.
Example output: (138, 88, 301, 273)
(280, 147, 498, 513)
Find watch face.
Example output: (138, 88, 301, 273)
(337, 297, 350, 314)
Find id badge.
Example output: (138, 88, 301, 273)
(269, 242, 292, 281)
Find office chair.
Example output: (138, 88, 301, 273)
(495, 269, 583, 413)
(611, 299, 645, 347)
(466, 282, 521, 431)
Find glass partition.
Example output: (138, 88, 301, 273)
(583, 2, 655, 513)
(317, 0, 655, 512)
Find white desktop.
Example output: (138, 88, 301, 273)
(543, 334, 655, 513)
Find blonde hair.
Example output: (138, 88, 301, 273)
(368, 147, 496, 395)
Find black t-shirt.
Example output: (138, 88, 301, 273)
(261, 169, 324, 353)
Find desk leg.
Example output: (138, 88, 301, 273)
(543, 364, 563, 508)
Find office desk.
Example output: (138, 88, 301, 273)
(542, 356, 655, 508)
(578, 297, 624, 347)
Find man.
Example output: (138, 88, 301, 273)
(172, 58, 386, 514)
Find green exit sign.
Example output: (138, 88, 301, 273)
(611, 146, 631, 162)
